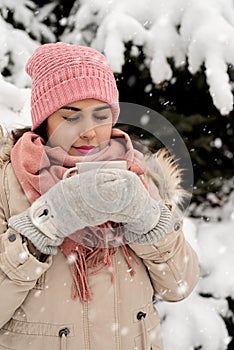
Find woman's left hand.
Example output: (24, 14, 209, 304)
(93, 169, 172, 241)
(95, 169, 172, 244)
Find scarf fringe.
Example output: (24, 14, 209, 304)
(61, 224, 139, 303)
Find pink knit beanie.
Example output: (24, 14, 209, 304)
(26, 42, 120, 130)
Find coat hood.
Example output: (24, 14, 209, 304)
(0, 126, 14, 168)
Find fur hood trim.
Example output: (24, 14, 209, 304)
(144, 148, 189, 207)
(0, 126, 14, 167)
(0, 127, 187, 206)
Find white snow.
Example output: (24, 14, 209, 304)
(157, 291, 231, 350)
(0, 74, 31, 130)
(197, 220, 234, 299)
(156, 215, 234, 349)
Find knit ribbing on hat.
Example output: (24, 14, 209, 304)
(26, 42, 119, 130)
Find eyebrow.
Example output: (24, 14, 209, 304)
(60, 104, 111, 112)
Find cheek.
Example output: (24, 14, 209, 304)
(47, 123, 80, 150)
(96, 125, 112, 142)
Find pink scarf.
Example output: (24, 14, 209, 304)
(11, 128, 146, 302)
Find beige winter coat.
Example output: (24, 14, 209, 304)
(0, 132, 199, 350)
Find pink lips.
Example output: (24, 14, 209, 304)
(73, 145, 96, 154)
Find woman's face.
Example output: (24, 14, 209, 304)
(46, 99, 113, 156)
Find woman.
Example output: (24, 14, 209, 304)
(0, 42, 199, 350)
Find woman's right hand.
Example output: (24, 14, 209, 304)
(8, 170, 113, 255)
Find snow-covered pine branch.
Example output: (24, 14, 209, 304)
(0, 0, 56, 87)
(62, 0, 234, 116)
(0, 0, 56, 43)
(0, 15, 37, 87)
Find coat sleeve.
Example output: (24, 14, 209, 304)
(128, 219, 200, 302)
(0, 166, 52, 328)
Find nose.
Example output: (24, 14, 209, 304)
(79, 122, 96, 141)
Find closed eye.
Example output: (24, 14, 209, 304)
(63, 116, 80, 122)
(94, 115, 109, 120)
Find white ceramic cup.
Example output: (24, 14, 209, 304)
(63, 160, 127, 179)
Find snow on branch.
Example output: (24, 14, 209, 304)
(0, 15, 38, 87)
(93, 12, 148, 72)
(0, 0, 56, 43)
(0, 0, 57, 87)
(181, 0, 234, 115)
(63, 0, 234, 115)
(0, 73, 31, 130)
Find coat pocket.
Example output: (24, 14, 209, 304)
(134, 309, 163, 350)
(0, 320, 74, 350)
